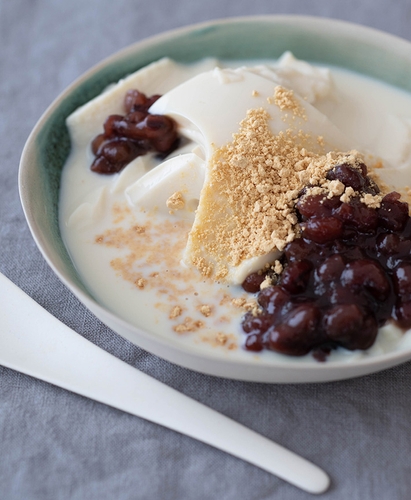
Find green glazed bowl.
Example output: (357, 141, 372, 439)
(19, 16, 411, 382)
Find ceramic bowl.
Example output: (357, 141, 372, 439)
(19, 16, 411, 383)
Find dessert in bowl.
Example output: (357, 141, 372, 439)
(19, 16, 411, 382)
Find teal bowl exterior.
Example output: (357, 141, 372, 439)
(19, 16, 411, 382)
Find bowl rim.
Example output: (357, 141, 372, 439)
(19, 14, 411, 382)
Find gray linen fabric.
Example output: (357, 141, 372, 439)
(1, 0, 411, 499)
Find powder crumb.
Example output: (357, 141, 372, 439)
(361, 193, 383, 208)
(326, 179, 345, 197)
(243, 301, 262, 316)
(201, 332, 238, 350)
(199, 304, 212, 317)
(304, 186, 326, 197)
(136, 278, 146, 289)
(231, 297, 246, 308)
(216, 332, 228, 345)
(340, 186, 356, 203)
(173, 317, 204, 334)
(169, 305, 183, 319)
(260, 276, 273, 290)
(166, 191, 185, 212)
(272, 85, 306, 119)
(252, 90, 259, 97)
(273, 260, 283, 274)
(230, 296, 261, 315)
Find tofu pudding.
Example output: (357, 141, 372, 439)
(59, 54, 411, 362)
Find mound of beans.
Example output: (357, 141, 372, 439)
(241, 162, 411, 359)
(90, 89, 178, 174)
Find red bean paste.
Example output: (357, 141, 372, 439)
(241, 162, 411, 360)
(90, 90, 178, 174)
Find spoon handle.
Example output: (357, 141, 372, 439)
(0, 273, 329, 494)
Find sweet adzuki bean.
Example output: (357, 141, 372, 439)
(241, 161, 411, 359)
(90, 89, 178, 174)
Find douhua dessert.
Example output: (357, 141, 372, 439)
(60, 54, 411, 362)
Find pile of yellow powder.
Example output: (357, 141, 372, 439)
(185, 104, 382, 281)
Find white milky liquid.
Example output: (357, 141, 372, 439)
(59, 59, 411, 364)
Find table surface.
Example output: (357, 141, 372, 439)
(2, 1, 411, 499)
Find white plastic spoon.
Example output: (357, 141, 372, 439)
(0, 272, 330, 494)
